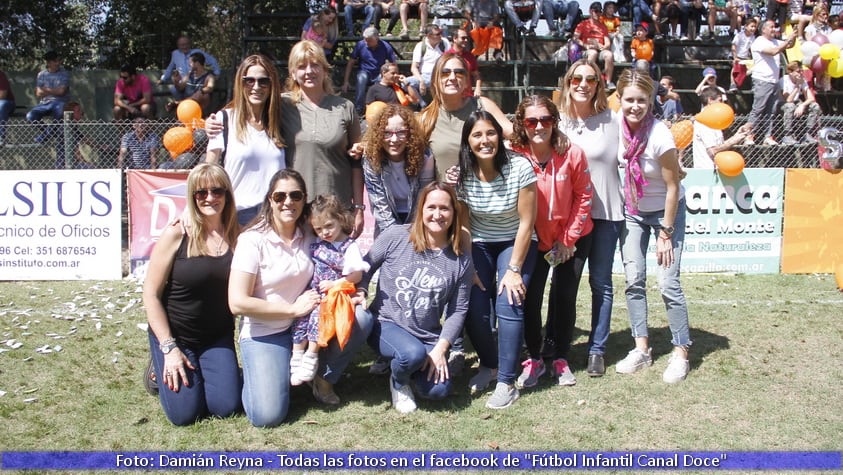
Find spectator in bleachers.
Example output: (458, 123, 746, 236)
(686, 0, 709, 39)
(398, 0, 430, 37)
(624, 0, 662, 34)
(602, 2, 627, 60)
(344, 0, 376, 35)
(780, 61, 821, 144)
(630, 23, 655, 70)
(789, 0, 813, 38)
(445, 28, 483, 96)
(465, 0, 505, 62)
(543, 0, 581, 39)
(303, 7, 340, 58)
(343, 27, 399, 115)
(365, 61, 421, 107)
(114, 64, 156, 121)
(118, 118, 160, 169)
(658, 0, 690, 39)
(707, 0, 738, 37)
(766, 0, 790, 28)
(374, 0, 401, 36)
(805, 5, 833, 90)
(0, 70, 15, 146)
(657, 75, 684, 121)
(695, 67, 728, 102)
(573, 2, 616, 89)
(504, 0, 541, 36)
(27, 51, 71, 143)
(159, 35, 220, 93)
(746, 20, 796, 145)
(692, 86, 749, 168)
(730, 17, 757, 92)
(408, 24, 450, 106)
(168, 53, 215, 117)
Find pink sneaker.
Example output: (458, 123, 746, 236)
(515, 358, 546, 389)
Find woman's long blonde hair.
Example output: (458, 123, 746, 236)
(285, 40, 335, 102)
(228, 54, 285, 148)
(557, 58, 609, 118)
(418, 53, 470, 140)
(185, 163, 239, 257)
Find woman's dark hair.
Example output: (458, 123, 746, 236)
(249, 169, 310, 231)
(458, 110, 508, 186)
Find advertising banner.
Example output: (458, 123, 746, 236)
(0, 169, 123, 280)
(612, 168, 785, 274)
(780, 169, 843, 274)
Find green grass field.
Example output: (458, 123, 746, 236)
(0, 273, 841, 473)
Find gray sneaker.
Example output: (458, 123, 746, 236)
(515, 358, 546, 389)
(469, 366, 497, 394)
(551, 358, 576, 386)
(616, 348, 653, 374)
(662, 353, 690, 384)
(485, 382, 519, 409)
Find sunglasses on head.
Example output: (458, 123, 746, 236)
(270, 190, 305, 203)
(570, 74, 599, 86)
(441, 68, 468, 78)
(194, 187, 226, 200)
(524, 115, 556, 129)
(242, 76, 271, 88)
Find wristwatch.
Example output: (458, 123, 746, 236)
(159, 339, 178, 354)
(507, 264, 521, 274)
(661, 226, 675, 237)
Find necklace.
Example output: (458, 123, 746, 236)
(209, 232, 225, 256)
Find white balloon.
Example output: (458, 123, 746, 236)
(801, 41, 820, 58)
(829, 30, 843, 49)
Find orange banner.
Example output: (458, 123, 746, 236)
(781, 169, 843, 273)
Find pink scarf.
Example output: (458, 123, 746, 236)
(622, 112, 654, 215)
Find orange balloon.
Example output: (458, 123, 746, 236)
(163, 126, 194, 158)
(671, 120, 693, 149)
(177, 99, 202, 126)
(714, 150, 745, 177)
(695, 102, 735, 130)
(607, 92, 620, 112)
(365, 100, 388, 124)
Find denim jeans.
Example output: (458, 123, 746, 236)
(355, 70, 379, 115)
(26, 100, 66, 123)
(504, 0, 540, 29)
(240, 305, 373, 427)
(236, 204, 261, 228)
(148, 332, 242, 426)
(620, 200, 691, 348)
(541, 0, 580, 33)
(345, 4, 375, 35)
(587, 219, 625, 356)
(465, 240, 537, 385)
(372, 320, 450, 399)
(524, 234, 592, 360)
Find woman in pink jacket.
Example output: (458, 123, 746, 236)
(509, 95, 594, 390)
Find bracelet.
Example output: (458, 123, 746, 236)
(160, 337, 175, 345)
(352, 204, 366, 211)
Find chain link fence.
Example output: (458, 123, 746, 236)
(0, 112, 839, 171)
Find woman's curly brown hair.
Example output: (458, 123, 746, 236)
(362, 104, 427, 177)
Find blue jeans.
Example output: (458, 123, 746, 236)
(587, 219, 624, 356)
(465, 240, 537, 385)
(372, 320, 450, 399)
(749, 79, 779, 139)
(504, 0, 540, 29)
(239, 305, 373, 427)
(148, 332, 242, 426)
(524, 234, 592, 360)
(541, 0, 580, 33)
(355, 70, 379, 115)
(26, 100, 66, 123)
(236, 204, 261, 228)
(344, 4, 375, 34)
(0, 98, 14, 142)
(620, 200, 691, 348)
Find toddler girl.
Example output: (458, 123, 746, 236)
(290, 194, 369, 385)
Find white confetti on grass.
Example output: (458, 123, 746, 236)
(0, 390, 6, 397)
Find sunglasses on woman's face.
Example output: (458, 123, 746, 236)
(523, 115, 556, 129)
(242, 76, 271, 88)
(194, 187, 226, 200)
(441, 68, 468, 78)
(570, 74, 599, 87)
(270, 190, 305, 203)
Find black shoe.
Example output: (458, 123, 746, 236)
(587, 354, 605, 377)
(144, 356, 159, 396)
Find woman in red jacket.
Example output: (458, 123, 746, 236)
(509, 95, 594, 389)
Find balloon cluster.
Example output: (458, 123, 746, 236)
(163, 99, 204, 159)
(669, 102, 745, 176)
(799, 31, 843, 79)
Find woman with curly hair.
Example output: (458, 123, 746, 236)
(362, 104, 435, 236)
(509, 95, 593, 390)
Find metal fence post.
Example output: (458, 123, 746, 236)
(62, 110, 73, 169)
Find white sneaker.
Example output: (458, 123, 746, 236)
(389, 379, 417, 414)
(469, 366, 498, 394)
(616, 348, 653, 374)
(662, 353, 690, 384)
